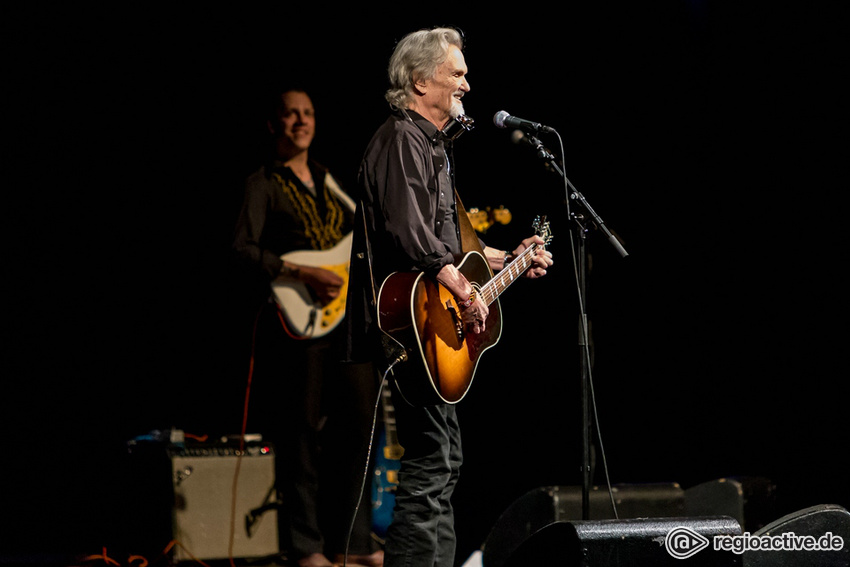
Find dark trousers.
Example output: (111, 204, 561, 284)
(384, 376, 463, 567)
(251, 304, 380, 560)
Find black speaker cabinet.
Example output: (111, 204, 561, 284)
(743, 504, 850, 567)
(685, 477, 778, 532)
(502, 516, 744, 567)
(482, 483, 685, 567)
(169, 444, 279, 562)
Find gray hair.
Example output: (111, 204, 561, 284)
(385, 27, 464, 109)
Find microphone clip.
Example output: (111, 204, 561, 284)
(527, 134, 555, 161)
(511, 130, 555, 161)
(511, 129, 563, 177)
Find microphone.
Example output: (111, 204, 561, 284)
(493, 110, 555, 134)
(511, 130, 555, 160)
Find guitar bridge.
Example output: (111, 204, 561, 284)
(446, 299, 464, 341)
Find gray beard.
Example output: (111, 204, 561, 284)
(450, 101, 466, 119)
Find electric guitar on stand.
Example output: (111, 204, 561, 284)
(372, 378, 403, 539)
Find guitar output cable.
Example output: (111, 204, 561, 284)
(341, 350, 407, 566)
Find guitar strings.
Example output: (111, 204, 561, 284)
(480, 242, 540, 305)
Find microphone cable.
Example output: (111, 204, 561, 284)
(510, 124, 620, 520)
(548, 131, 619, 520)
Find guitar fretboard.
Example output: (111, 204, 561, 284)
(381, 380, 401, 449)
(479, 217, 551, 306)
(479, 243, 540, 307)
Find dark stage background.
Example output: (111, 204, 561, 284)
(5, 3, 848, 565)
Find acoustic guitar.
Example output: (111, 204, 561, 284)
(377, 217, 552, 405)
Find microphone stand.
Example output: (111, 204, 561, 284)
(525, 133, 628, 520)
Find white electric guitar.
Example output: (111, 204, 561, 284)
(270, 173, 357, 339)
(271, 232, 353, 339)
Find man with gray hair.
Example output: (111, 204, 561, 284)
(346, 27, 553, 567)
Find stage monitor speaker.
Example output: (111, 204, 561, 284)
(169, 444, 279, 562)
(502, 516, 744, 567)
(482, 483, 685, 567)
(742, 504, 850, 567)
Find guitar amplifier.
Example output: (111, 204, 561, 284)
(168, 442, 279, 562)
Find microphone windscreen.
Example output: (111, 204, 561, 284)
(493, 110, 509, 128)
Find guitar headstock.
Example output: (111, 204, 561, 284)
(532, 216, 553, 248)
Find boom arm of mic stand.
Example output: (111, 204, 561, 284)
(570, 188, 629, 258)
(537, 153, 629, 259)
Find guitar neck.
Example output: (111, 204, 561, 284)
(381, 383, 401, 446)
(479, 244, 540, 306)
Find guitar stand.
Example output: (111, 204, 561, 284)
(524, 131, 628, 520)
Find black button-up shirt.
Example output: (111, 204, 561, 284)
(345, 108, 474, 361)
(356, 108, 461, 280)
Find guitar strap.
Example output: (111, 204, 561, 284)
(454, 189, 484, 256)
(359, 201, 379, 308)
(359, 200, 409, 368)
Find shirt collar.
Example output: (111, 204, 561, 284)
(396, 108, 444, 146)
